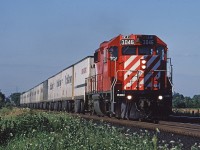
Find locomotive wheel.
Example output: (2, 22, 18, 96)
(68, 101, 72, 112)
(121, 101, 138, 120)
(137, 99, 152, 119)
(88, 99, 94, 115)
(54, 102, 58, 111)
(42, 102, 45, 109)
(121, 102, 128, 119)
(114, 101, 122, 119)
(89, 102, 94, 115)
(58, 101, 61, 111)
(49, 102, 52, 110)
(75, 99, 84, 113)
(80, 100, 84, 113)
(89, 108, 95, 115)
(108, 111, 114, 118)
(61, 101, 66, 111)
(93, 99, 106, 116)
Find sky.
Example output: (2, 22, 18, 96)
(0, 0, 200, 97)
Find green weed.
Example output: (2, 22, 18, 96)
(0, 109, 191, 150)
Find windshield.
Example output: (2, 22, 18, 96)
(122, 46, 136, 55)
(138, 46, 153, 55)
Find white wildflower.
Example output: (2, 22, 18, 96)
(170, 140, 175, 144)
(156, 128, 160, 133)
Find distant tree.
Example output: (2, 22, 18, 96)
(193, 95, 200, 100)
(192, 95, 200, 108)
(0, 92, 5, 108)
(184, 96, 193, 108)
(173, 93, 184, 100)
(10, 93, 21, 106)
(173, 99, 186, 108)
(172, 93, 185, 108)
(173, 93, 200, 108)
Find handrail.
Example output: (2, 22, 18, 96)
(110, 70, 142, 104)
(85, 74, 102, 93)
(167, 58, 173, 85)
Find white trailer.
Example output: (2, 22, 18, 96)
(54, 71, 62, 101)
(20, 56, 95, 113)
(26, 91, 31, 107)
(73, 56, 94, 113)
(30, 88, 35, 104)
(73, 56, 94, 100)
(35, 83, 43, 103)
(20, 93, 24, 106)
(42, 80, 48, 101)
(61, 66, 74, 100)
(48, 75, 55, 102)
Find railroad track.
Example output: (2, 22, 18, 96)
(33, 109, 200, 149)
(158, 121, 200, 138)
(36, 109, 200, 138)
(70, 113, 200, 138)
(168, 115, 200, 124)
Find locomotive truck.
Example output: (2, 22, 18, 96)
(20, 34, 173, 120)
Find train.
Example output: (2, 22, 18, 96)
(20, 34, 173, 120)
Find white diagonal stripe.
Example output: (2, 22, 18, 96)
(124, 70, 144, 89)
(124, 60, 140, 79)
(124, 56, 137, 68)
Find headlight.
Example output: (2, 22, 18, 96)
(127, 95, 132, 100)
(141, 60, 146, 64)
(158, 95, 163, 100)
(141, 65, 146, 69)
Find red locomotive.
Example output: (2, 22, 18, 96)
(86, 34, 173, 119)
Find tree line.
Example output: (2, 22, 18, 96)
(173, 93, 200, 108)
(0, 92, 20, 108)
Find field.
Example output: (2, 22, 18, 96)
(173, 108, 200, 117)
(0, 107, 199, 150)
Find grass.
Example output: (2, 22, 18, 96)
(0, 107, 29, 118)
(0, 107, 199, 150)
(173, 108, 200, 117)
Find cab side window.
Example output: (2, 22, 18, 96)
(109, 46, 118, 60)
(94, 51, 99, 62)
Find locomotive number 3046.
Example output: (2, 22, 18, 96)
(142, 39, 154, 45)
